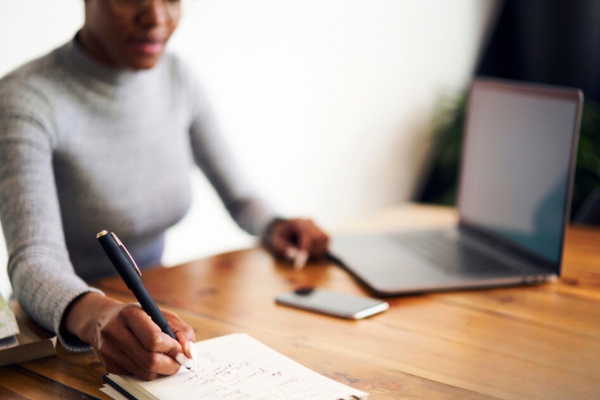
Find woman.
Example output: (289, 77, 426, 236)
(0, 0, 328, 380)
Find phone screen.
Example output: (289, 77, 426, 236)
(275, 287, 389, 319)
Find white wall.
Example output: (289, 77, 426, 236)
(0, 0, 498, 298)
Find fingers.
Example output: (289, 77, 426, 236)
(126, 307, 181, 356)
(97, 328, 174, 381)
(267, 218, 330, 268)
(295, 220, 329, 258)
(163, 309, 197, 363)
(284, 246, 309, 270)
(96, 303, 192, 380)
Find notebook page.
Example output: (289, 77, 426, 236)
(120, 333, 368, 400)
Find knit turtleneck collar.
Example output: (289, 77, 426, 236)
(59, 33, 159, 87)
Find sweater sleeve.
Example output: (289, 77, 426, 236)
(0, 81, 102, 352)
(184, 70, 278, 238)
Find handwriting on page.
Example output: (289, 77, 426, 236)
(179, 360, 339, 399)
(142, 334, 361, 400)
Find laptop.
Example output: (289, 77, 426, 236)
(329, 77, 583, 296)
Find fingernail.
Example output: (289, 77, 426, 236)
(188, 341, 199, 366)
(176, 353, 195, 371)
(285, 246, 298, 260)
(294, 250, 309, 271)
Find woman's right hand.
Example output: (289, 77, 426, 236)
(63, 292, 196, 381)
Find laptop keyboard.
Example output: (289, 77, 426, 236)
(389, 230, 512, 273)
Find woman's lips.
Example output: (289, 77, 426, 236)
(130, 39, 164, 56)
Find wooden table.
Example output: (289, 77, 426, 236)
(1, 204, 599, 399)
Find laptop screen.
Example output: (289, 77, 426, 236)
(458, 78, 582, 266)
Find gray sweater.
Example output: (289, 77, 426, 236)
(0, 37, 275, 351)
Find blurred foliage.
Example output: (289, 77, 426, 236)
(418, 92, 600, 221)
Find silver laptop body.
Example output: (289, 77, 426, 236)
(329, 77, 583, 296)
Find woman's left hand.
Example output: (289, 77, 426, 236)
(265, 218, 329, 269)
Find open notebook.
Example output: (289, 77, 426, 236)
(101, 333, 368, 400)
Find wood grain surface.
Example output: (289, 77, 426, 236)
(1, 204, 599, 399)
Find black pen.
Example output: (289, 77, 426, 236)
(96, 230, 196, 371)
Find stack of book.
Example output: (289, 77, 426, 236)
(0, 296, 56, 367)
(0, 294, 19, 351)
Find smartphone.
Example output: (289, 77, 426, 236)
(275, 287, 389, 319)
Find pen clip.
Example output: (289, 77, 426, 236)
(110, 232, 142, 277)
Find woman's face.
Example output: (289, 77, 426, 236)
(79, 0, 181, 70)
